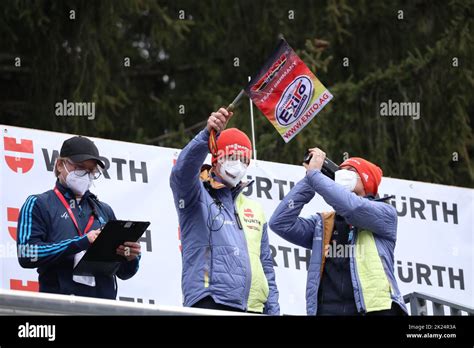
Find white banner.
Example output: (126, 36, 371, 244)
(1, 125, 472, 314)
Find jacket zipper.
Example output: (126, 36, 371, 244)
(208, 245, 213, 287)
(351, 233, 366, 313)
(316, 213, 325, 313)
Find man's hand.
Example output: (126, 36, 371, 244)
(207, 107, 233, 133)
(303, 147, 326, 171)
(116, 241, 141, 261)
(86, 229, 101, 243)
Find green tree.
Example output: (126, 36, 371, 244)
(0, 0, 472, 187)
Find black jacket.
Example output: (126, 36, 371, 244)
(16, 181, 139, 299)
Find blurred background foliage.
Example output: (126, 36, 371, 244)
(0, 0, 472, 187)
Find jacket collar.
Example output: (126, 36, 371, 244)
(200, 165, 254, 199)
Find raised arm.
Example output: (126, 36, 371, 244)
(169, 128, 211, 209)
(306, 170, 397, 241)
(269, 178, 321, 250)
(170, 108, 233, 209)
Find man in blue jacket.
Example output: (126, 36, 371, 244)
(17, 136, 141, 299)
(269, 147, 407, 315)
(170, 107, 279, 314)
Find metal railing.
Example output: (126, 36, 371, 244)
(0, 289, 252, 316)
(404, 292, 473, 316)
(1, 289, 472, 316)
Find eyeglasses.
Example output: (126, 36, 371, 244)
(66, 160, 102, 180)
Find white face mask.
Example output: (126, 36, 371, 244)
(63, 163, 92, 196)
(334, 169, 358, 192)
(218, 160, 248, 187)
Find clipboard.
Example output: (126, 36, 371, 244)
(73, 220, 150, 277)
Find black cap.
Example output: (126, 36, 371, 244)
(60, 136, 105, 168)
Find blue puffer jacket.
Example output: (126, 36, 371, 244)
(269, 169, 408, 315)
(170, 128, 279, 314)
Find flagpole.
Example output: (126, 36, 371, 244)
(248, 76, 257, 162)
(208, 89, 245, 157)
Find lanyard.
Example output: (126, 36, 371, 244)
(54, 187, 95, 237)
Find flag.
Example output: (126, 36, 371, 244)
(245, 39, 333, 143)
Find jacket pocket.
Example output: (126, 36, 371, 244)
(380, 256, 394, 295)
(247, 255, 269, 311)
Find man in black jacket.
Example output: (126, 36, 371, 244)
(17, 136, 141, 299)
